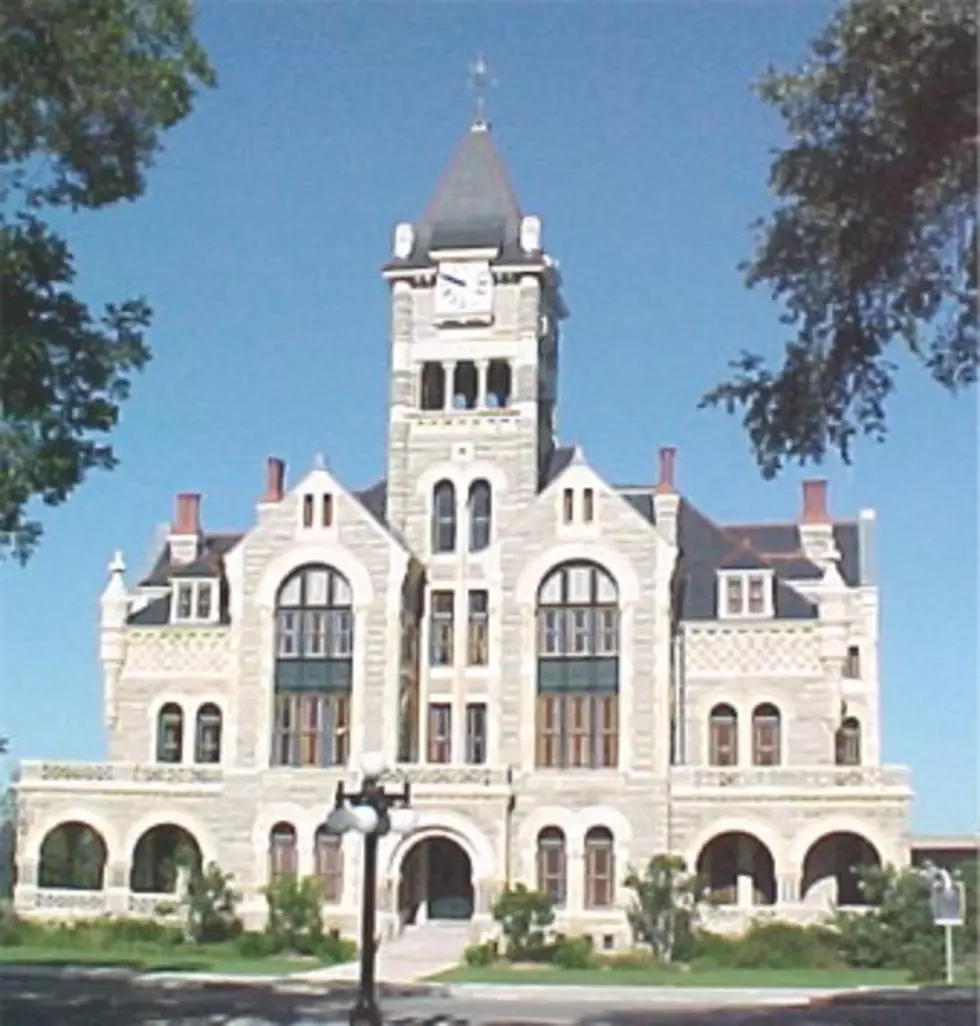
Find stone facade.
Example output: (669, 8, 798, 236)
(11, 120, 912, 948)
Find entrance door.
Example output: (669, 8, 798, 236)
(426, 838, 474, 920)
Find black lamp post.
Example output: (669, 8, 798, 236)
(325, 751, 415, 1026)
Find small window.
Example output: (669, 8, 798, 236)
(583, 488, 595, 523)
(709, 704, 738, 766)
(845, 646, 861, 679)
(465, 702, 487, 764)
(432, 481, 457, 554)
(467, 591, 489, 665)
(195, 582, 213, 620)
(562, 488, 574, 523)
(322, 494, 334, 528)
(176, 583, 194, 620)
(429, 591, 455, 666)
(725, 576, 744, 615)
(835, 717, 861, 766)
(427, 703, 452, 763)
(157, 703, 184, 764)
(752, 703, 781, 766)
(195, 703, 222, 763)
(747, 575, 766, 614)
(302, 494, 314, 528)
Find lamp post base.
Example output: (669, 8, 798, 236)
(349, 997, 384, 1026)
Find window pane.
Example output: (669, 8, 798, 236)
(277, 611, 299, 657)
(567, 566, 591, 604)
(279, 575, 302, 607)
(539, 573, 562, 605)
(196, 583, 213, 620)
(331, 573, 352, 607)
(176, 584, 193, 619)
(305, 568, 329, 605)
(595, 569, 617, 604)
(465, 703, 487, 764)
(467, 591, 489, 665)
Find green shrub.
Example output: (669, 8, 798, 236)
(234, 930, 280, 958)
(463, 939, 497, 966)
(316, 928, 356, 964)
(0, 905, 22, 946)
(732, 922, 841, 970)
(597, 949, 658, 971)
(904, 937, 945, 983)
(263, 875, 323, 954)
(100, 917, 183, 946)
(552, 935, 595, 970)
(184, 863, 242, 943)
(689, 929, 740, 967)
(490, 884, 555, 961)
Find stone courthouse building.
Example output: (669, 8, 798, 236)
(12, 109, 913, 951)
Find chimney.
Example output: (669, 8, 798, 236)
(169, 492, 201, 564)
(261, 456, 286, 504)
(798, 479, 837, 566)
(653, 446, 680, 546)
(801, 479, 830, 524)
(655, 446, 677, 495)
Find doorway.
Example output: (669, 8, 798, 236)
(398, 836, 474, 924)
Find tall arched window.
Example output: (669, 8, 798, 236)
(536, 827, 567, 907)
(468, 480, 492, 552)
(584, 827, 615, 908)
(194, 703, 222, 764)
(752, 703, 781, 766)
(535, 562, 619, 769)
(272, 565, 352, 767)
(314, 827, 344, 903)
(708, 704, 738, 766)
(269, 822, 297, 882)
(835, 717, 861, 766)
(156, 703, 183, 764)
(431, 480, 457, 553)
(420, 362, 445, 410)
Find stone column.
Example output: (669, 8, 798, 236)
(777, 872, 801, 905)
(736, 836, 754, 908)
(442, 362, 455, 410)
(476, 359, 490, 408)
(105, 861, 131, 915)
(566, 849, 585, 916)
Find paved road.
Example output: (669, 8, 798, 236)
(0, 970, 975, 1025)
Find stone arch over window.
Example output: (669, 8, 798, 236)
(452, 362, 478, 409)
(486, 360, 512, 407)
(431, 480, 457, 554)
(194, 703, 222, 764)
(314, 826, 344, 903)
(708, 703, 738, 766)
(468, 480, 492, 552)
(751, 702, 781, 766)
(536, 827, 567, 907)
(835, 717, 861, 766)
(801, 831, 880, 907)
(584, 826, 615, 908)
(535, 562, 620, 769)
(38, 822, 108, 890)
(156, 702, 184, 764)
(130, 824, 202, 894)
(269, 822, 298, 882)
(696, 830, 777, 907)
(420, 362, 445, 410)
(272, 565, 352, 768)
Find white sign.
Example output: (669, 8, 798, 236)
(930, 881, 965, 927)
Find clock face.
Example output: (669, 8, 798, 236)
(435, 261, 494, 319)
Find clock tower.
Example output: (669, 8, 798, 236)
(381, 118, 567, 556)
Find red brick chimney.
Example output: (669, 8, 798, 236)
(654, 446, 677, 495)
(170, 492, 201, 564)
(261, 456, 286, 503)
(801, 479, 830, 524)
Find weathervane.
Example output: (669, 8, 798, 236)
(467, 54, 496, 129)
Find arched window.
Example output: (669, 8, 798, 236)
(272, 565, 352, 768)
(431, 480, 457, 553)
(194, 704, 222, 764)
(420, 362, 445, 410)
(708, 704, 738, 766)
(835, 717, 862, 766)
(452, 362, 478, 409)
(584, 827, 615, 908)
(535, 562, 620, 769)
(752, 703, 781, 766)
(536, 827, 567, 907)
(468, 480, 492, 552)
(486, 360, 512, 408)
(269, 822, 297, 882)
(314, 827, 344, 903)
(156, 703, 183, 764)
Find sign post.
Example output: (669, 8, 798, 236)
(928, 870, 965, 986)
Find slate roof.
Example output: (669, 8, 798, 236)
(725, 522, 861, 586)
(384, 125, 542, 271)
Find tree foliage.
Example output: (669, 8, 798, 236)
(703, 0, 977, 476)
(490, 883, 556, 961)
(0, 0, 215, 561)
(263, 875, 325, 955)
(623, 853, 704, 964)
(181, 861, 241, 944)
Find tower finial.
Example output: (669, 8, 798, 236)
(467, 54, 496, 130)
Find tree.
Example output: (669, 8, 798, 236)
(181, 862, 241, 944)
(490, 884, 556, 961)
(0, 0, 215, 562)
(263, 875, 325, 955)
(702, 0, 977, 477)
(623, 853, 704, 964)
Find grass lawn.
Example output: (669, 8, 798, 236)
(433, 964, 914, 988)
(0, 943, 334, 977)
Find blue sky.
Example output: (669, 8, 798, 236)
(1, 1, 975, 835)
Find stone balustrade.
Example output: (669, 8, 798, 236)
(670, 764, 911, 793)
(15, 760, 224, 790)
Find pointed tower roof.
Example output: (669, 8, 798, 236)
(385, 124, 544, 271)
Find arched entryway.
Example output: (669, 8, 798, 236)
(802, 831, 881, 907)
(697, 831, 777, 907)
(130, 824, 202, 894)
(38, 822, 108, 890)
(398, 836, 474, 924)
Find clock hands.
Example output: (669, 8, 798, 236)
(440, 273, 466, 288)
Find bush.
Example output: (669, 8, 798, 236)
(99, 917, 184, 946)
(730, 922, 841, 970)
(316, 928, 356, 964)
(490, 885, 555, 961)
(463, 939, 497, 966)
(597, 949, 659, 971)
(263, 875, 323, 954)
(0, 905, 22, 946)
(184, 862, 242, 944)
(552, 935, 595, 970)
(234, 930, 280, 958)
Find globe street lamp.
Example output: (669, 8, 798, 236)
(325, 751, 417, 1026)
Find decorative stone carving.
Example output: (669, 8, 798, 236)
(379, 765, 511, 788)
(35, 889, 107, 913)
(672, 766, 910, 791)
(685, 626, 821, 676)
(124, 629, 231, 676)
(21, 761, 223, 788)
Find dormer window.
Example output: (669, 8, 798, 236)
(719, 571, 773, 619)
(171, 579, 219, 624)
